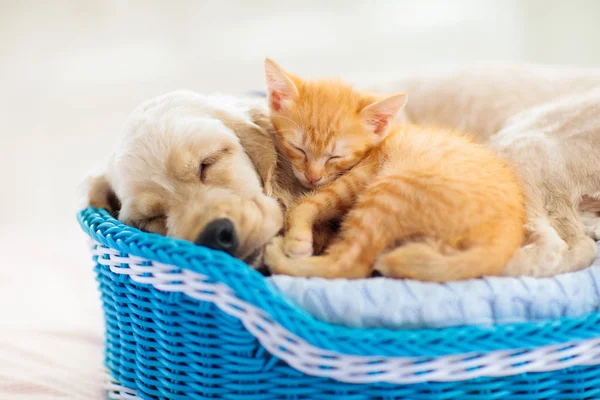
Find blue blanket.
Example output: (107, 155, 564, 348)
(269, 243, 600, 329)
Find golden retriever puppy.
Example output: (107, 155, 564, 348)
(88, 90, 337, 268)
(371, 65, 600, 277)
(88, 90, 289, 267)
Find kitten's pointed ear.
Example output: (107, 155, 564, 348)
(360, 93, 408, 136)
(264, 58, 299, 112)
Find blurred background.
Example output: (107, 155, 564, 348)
(1, 1, 599, 398)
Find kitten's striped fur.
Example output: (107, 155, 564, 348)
(264, 59, 526, 281)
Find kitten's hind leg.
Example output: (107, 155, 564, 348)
(374, 240, 498, 282)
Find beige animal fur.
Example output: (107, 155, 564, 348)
(88, 91, 288, 267)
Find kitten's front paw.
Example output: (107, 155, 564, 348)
(284, 229, 314, 258)
(264, 236, 288, 275)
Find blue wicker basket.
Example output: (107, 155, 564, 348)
(79, 207, 600, 400)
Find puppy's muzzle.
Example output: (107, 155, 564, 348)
(194, 218, 239, 256)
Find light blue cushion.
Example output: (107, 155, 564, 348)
(270, 243, 600, 329)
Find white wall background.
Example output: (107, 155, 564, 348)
(2, 0, 600, 228)
(0, 1, 599, 398)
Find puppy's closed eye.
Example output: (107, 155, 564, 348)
(143, 215, 165, 223)
(138, 215, 167, 234)
(199, 148, 230, 182)
(199, 160, 213, 182)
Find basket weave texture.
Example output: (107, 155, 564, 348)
(79, 207, 600, 400)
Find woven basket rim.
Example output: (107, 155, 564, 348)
(79, 207, 600, 358)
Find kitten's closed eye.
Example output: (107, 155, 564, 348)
(327, 155, 343, 163)
(291, 145, 306, 157)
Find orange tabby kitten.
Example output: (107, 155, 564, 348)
(263, 59, 526, 281)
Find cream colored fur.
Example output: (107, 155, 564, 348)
(87, 90, 297, 267)
(370, 65, 600, 277)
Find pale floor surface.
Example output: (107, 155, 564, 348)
(1, 1, 600, 398)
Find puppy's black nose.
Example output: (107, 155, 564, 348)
(194, 218, 239, 256)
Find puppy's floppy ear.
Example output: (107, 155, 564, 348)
(229, 110, 279, 196)
(88, 175, 121, 218)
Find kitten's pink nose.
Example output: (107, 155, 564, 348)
(305, 173, 322, 185)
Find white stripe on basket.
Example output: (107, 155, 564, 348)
(92, 242, 600, 384)
(106, 372, 141, 400)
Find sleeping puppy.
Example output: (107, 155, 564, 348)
(87, 90, 289, 268)
(370, 65, 600, 277)
(87, 90, 334, 268)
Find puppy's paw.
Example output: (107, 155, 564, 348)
(584, 220, 600, 241)
(502, 236, 568, 277)
(580, 211, 600, 240)
(284, 230, 313, 258)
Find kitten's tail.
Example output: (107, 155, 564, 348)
(373, 241, 509, 282)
